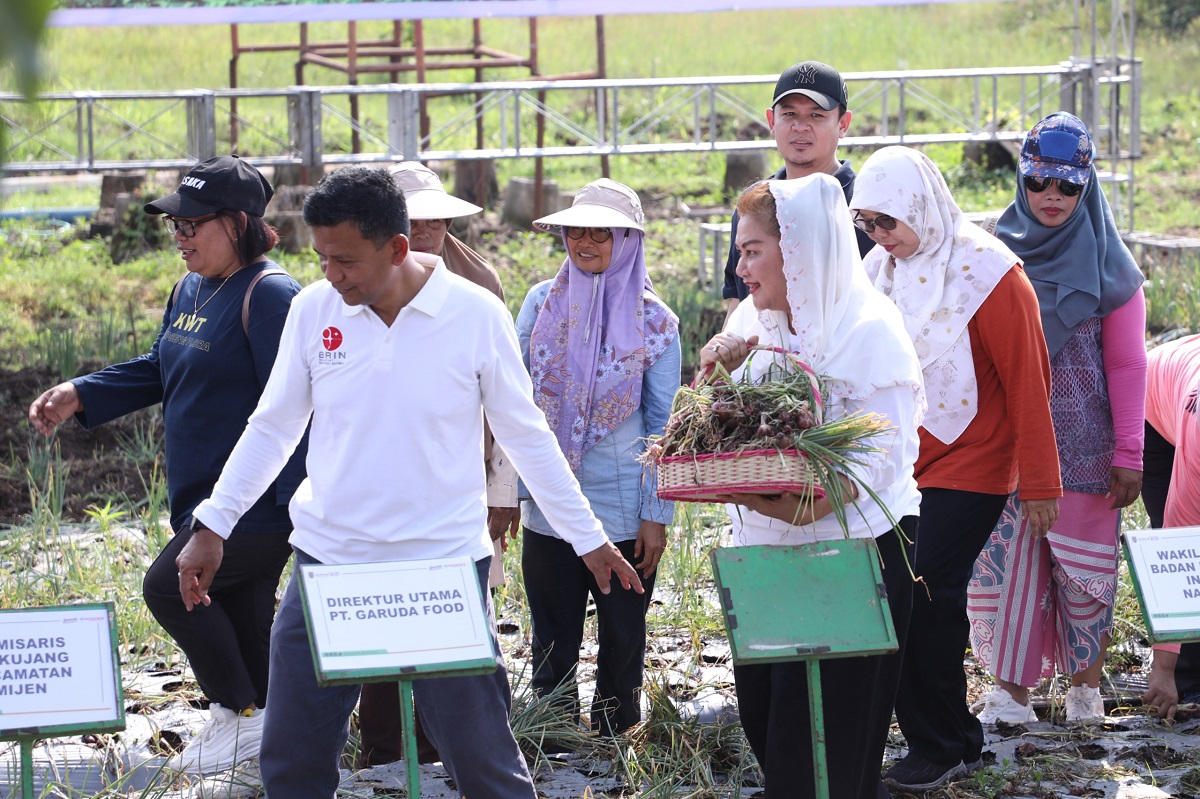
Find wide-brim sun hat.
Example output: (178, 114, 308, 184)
(1019, 112, 1094, 186)
(144, 155, 274, 218)
(389, 162, 482, 220)
(533, 178, 645, 232)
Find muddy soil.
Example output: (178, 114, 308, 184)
(0, 365, 160, 526)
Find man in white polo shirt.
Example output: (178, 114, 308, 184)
(176, 165, 641, 799)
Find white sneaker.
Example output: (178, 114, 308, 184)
(1065, 685, 1105, 722)
(971, 687, 1037, 724)
(165, 704, 265, 775)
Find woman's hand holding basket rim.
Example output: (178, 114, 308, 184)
(716, 474, 858, 526)
(699, 333, 759, 374)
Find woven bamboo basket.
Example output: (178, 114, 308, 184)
(656, 448, 825, 503)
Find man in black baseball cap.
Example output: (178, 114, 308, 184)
(145, 154, 274, 218)
(771, 59, 850, 112)
(722, 60, 873, 321)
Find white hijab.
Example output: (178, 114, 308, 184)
(733, 175, 924, 423)
(849, 146, 1016, 444)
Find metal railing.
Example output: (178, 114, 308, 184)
(1, 62, 1131, 171)
(1, 58, 1141, 224)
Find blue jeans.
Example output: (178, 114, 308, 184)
(260, 549, 535, 799)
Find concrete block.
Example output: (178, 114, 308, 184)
(454, 160, 499, 210)
(502, 177, 560, 230)
(724, 151, 768, 201)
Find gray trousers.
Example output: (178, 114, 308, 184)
(260, 549, 535, 799)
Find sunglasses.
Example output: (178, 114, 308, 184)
(163, 213, 220, 239)
(1023, 175, 1085, 197)
(565, 227, 613, 244)
(852, 213, 899, 235)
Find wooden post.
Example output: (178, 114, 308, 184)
(348, 21, 361, 153)
(229, 25, 240, 152)
(416, 20, 429, 143)
(597, 16, 609, 179)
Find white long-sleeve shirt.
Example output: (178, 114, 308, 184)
(193, 260, 609, 564)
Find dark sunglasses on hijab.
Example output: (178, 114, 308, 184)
(1023, 175, 1085, 197)
(852, 212, 899, 234)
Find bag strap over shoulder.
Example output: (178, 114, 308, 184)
(169, 268, 290, 337)
(170, 275, 186, 310)
(241, 268, 289, 337)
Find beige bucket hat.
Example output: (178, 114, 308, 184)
(533, 178, 645, 232)
(389, 162, 483, 220)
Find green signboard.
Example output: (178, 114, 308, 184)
(711, 539, 898, 665)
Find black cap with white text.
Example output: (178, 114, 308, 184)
(144, 155, 274, 218)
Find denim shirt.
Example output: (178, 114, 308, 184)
(516, 279, 680, 543)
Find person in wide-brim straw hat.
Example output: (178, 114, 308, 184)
(518, 177, 679, 739)
(387, 161, 503, 299)
(355, 161, 519, 769)
(531, 177, 646, 233)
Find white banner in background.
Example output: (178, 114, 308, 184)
(50, 0, 1012, 28)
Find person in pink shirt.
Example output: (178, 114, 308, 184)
(968, 112, 1147, 725)
(1141, 334, 1200, 720)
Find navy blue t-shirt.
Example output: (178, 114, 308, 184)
(722, 161, 875, 301)
(72, 259, 307, 533)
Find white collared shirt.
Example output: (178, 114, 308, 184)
(193, 260, 609, 564)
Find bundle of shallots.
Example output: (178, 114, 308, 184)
(644, 348, 894, 516)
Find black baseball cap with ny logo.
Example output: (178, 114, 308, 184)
(772, 61, 850, 112)
(144, 155, 274, 218)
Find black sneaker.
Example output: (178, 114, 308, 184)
(883, 753, 967, 792)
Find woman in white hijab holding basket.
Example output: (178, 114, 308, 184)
(701, 174, 924, 799)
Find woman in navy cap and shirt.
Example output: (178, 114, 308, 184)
(28, 155, 307, 776)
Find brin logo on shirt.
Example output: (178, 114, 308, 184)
(318, 326, 347, 365)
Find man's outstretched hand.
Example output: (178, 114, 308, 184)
(580, 541, 644, 595)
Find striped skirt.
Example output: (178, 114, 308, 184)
(968, 490, 1119, 686)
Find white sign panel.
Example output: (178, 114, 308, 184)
(0, 604, 122, 736)
(299, 557, 493, 678)
(1125, 527, 1200, 637)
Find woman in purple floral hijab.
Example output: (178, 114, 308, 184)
(516, 178, 680, 738)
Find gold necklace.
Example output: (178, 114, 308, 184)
(192, 264, 248, 316)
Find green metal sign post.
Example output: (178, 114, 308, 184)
(0, 603, 125, 799)
(711, 540, 898, 799)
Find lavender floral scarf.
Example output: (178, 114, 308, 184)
(529, 228, 679, 471)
